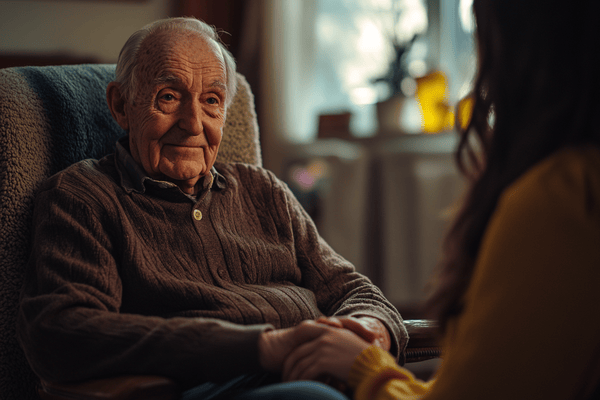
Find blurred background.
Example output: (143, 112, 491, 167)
(0, 0, 476, 318)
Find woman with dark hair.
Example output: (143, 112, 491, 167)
(280, 0, 600, 398)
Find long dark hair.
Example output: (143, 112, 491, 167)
(425, 0, 600, 332)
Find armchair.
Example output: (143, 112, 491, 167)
(0, 64, 439, 400)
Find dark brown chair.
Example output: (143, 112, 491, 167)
(0, 64, 440, 400)
(403, 319, 440, 363)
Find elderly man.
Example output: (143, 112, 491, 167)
(17, 17, 406, 400)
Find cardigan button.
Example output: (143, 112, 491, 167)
(193, 209, 203, 221)
(217, 269, 227, 279)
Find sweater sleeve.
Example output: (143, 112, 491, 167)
(17, 173, 271, 388)
(422, 149, 600, 400)
(272, 174, 407, 360)
(349, 346, 434, 400)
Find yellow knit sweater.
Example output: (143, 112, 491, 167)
(348, 146, 600, 399)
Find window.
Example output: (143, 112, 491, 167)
(276, 0, 475, 141)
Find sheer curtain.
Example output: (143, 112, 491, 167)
(241, 0, 320, 176)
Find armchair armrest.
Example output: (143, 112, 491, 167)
(38, 375, 180, 400)
(404, 319, 442, 363)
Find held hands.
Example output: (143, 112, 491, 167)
(282, 323, 371, 382)
(258, 315, 392, 383)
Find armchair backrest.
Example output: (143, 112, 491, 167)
(0, 64, 261, 400)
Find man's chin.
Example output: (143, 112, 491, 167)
(163, 172, 206, 184)
(159, 163, 208, 180)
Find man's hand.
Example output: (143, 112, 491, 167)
(316, 315, 391, 351)
(258, 320, 331, 373)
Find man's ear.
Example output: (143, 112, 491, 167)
(106, 82, 130, 131)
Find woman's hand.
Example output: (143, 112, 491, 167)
(282, 325, 372, 382)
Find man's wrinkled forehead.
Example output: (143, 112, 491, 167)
(135, 30, 224, 85)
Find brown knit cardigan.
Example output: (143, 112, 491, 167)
(17, 151, 407, 389)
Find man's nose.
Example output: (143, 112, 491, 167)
(178, 100, 204, 136)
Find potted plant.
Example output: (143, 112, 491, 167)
(371, 0, 424, 133)
(373, 36, 416, 100)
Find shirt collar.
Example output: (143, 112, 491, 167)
(114, 136, 226, 197)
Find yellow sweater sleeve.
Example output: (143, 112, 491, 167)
(348, 345, 434, 400)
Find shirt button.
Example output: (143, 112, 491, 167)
(193, 209, 203, 221)
(218, 269, 226, 278)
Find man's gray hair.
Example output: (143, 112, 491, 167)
(115, 17, 238, 108)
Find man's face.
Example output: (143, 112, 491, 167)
(123, 30, 228, 193)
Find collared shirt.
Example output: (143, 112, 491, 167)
(114, 137, 226, 202)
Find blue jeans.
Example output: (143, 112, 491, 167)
(181, 374, 350, 400)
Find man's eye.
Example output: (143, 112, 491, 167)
(207, 97, 218, 105)
(161, 94, 175, 101)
